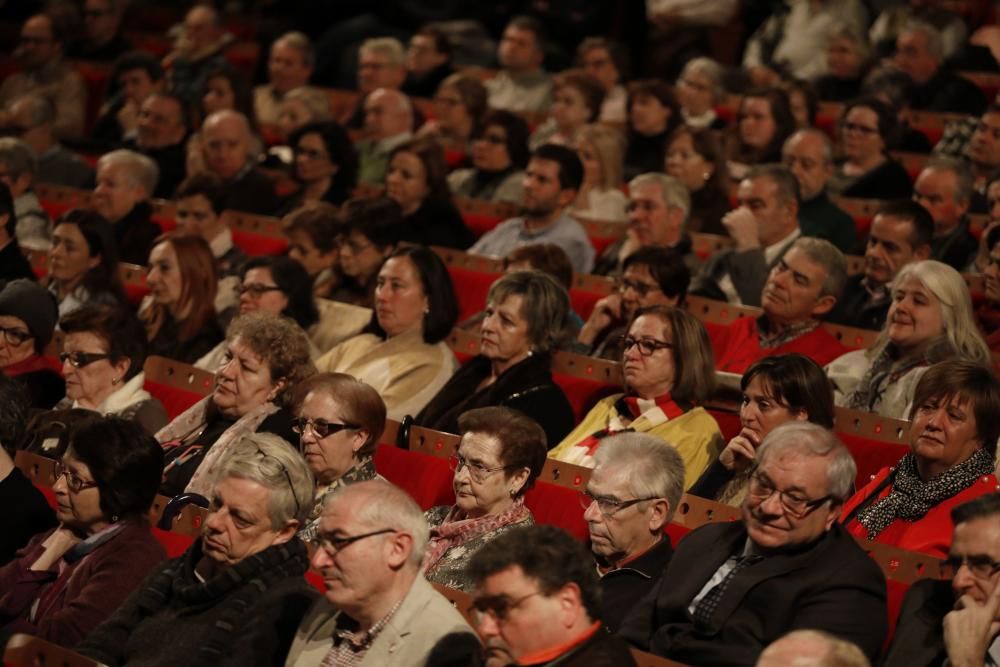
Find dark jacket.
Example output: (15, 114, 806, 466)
(838, 159, 913, 200)
(147, 311, 224, 366)
(400, 199, 476, 250)
(624, 130, 669, 181)
(0, 238, 36, 285)
(826, 274, 891, 331)
(599, 536, 673, 634)
(799, 191, 857, 253)
(931, 217, 977, 271)
(880, 578, 951, 667)
(0, 467, 56, 566)
(910, 67, 987, 115)
(133, 140, 188, 200)
(113, 201, 161, 266)
(517, 627, 638, 666)
(691, 241, 793, 306)
(222, 167, 280, 217)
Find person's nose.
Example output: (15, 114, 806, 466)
(582, 498, 602, 523)
(758, 488, 785, 515)
(476, 611, 500, 639)
(311, 545, 333, 570)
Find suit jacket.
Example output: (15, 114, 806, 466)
(690, 242, 792, 307)
(285, 575, 477, 666)
(618, 521, 888, 665)
(880, 578, 951, 667)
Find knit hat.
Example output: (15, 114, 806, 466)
(0, 279, 58, 348)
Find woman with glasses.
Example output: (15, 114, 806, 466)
(447, 110, 530, 205)
(419, 72, 488, 149)
(423, 406, 547, 592)
(157, 311, 315, 497)
(329, 197, 404, 308)
(0, 416, 165, 648)
(52, 304, 167, 435)
(841, 360, 1000, 558)
(291, 372, 386, 543)
(283, 120, 357, 210)
(47, 209, 127, 319)
(552, 305, 720, 489)
(0, 279, 63, 409)
(826, 97, 912, 199)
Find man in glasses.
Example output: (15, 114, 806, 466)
(883, 493, 1000, 667)
(619, 422, 887, 664)
(287, 479, 477, 666)
(467, 524, 638, 666)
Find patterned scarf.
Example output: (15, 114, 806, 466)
(423, 497, 531, 575)
(845, 339, 951, 412)
(299, 458, 379, 543)
(856, 449, 996, 539)
(565, 393, 689, 465)
(757, 317, 819, 350)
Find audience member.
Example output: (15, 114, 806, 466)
(174, 172, 246, 280)
(813, 24, 872, 102)
(187, 64, 257, 175)
(47, 209, 126, 318)
(757, 630, 871, 667)
(282, 202, 343, 300)
(487, 15, 553, 113)
(827, 97, 913, 200)
(163, 4, 235, 106)
(254, 32, 316, 127)
(664, 126, 730, 237)
(676, 57, 728, 130)
(284, 120, 357, 210)
(5, 95, 93, 189)
(0, 181, 34, 284)
(420, 73, 488, 148)
(131, 92, 189, 198)
(403, 26, 455, 99)
(91, 51, 166, 148)
(331, 197, 403, 307)
(92, 149, 161, 266)
(500, 244, 583, 330)
(576, 37, 628, 123)
(68, 0, 131, 61)
(783, 79, 819, 130)
(201, 110, 280, 216)
(356, 88, 415, 185)
(624, 79, 681, 179)
(0, 137, 49, 250)
(273, 87, 332, 148)
(726, 88, 797, 180)
(894, 20, 987, 114)
(782, 129, 856, 253)
(447, 110, 530, 205)
(530, 69, 604, 150)
(966, 105, 1000, 198)
(571, 123, 627, 223)
(0, 279, 63, 408)
(340, 38, 410, 131)
(978, 222, 1000, 350)
(914, 158, 978, 270)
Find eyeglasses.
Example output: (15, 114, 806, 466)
(0, 325, 32, 346)
(842, 122, 878, 135)
(252, 443, 300, 518)
(291, 417, 360, 438)
(238, 284, 284, 297)
(54, 461, 99, 493)
(579, 490, 658, 517)
(471, 591, 545, 622)
(59, 351, 111, 368)
(941, 554, 1000, 580)
(747, 469, 834, 518)
(620, 336, 672, 357)
(317, 528, 397, 555)
(449, 454, 512, 484)
(617, 278, 660, 298)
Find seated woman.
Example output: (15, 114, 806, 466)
(283, 202, 344, 299)
(675, 57, 727, 130)
(157, 311, 315, 497)
(841, 359, 1000, 558)
(812, 24, 871, 102)
(624, 79, 681, 180)
(827, 260, 991, 420)
(576, 37, 628, 123)
(55, 304, 168, 434)
(0, 416, 165, 647)
(0, 279, 63, 409)
(292, 372, 386, 543)
(329, 197, 404, 307)
(571, 123, 627, 223)
(419, 72, 488, 149)
(826, 97, 913, 199)
(665, 125, 731, 236)
(284, 120, 357, 210)
(424, 406, 546, 592)
(77, 432, 317, 666)
(47, 209, 127, 318)
(386, 138, 475, 249)
(317, 245, 459, 421)
(530, 69, 605, 149)
(689, 354, 835, 506)
(416, 270, 575, 446)
(783, 78, 818, 129)
(976, 218, 1000, 351)
(725, 87, 797, 180)
(447, 110, 530, 205)
(551, 305, 721, 489)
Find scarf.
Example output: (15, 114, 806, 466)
(155, 395, 280, 496)
(63, 372, 154, 416)
(423, 497, 531, 575)
(856, 449, 996, 539)
(757, 317, 819, 350)
(845, 339, 952, 412)
(3, 354, 54, 377)
(565, 393, 689, 466)
(299, 458, 379, 543)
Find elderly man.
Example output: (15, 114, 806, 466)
(691, 164, 803, 307)
(403, 26, 455, 99)
(487, 16, 553, 113)
(355, 88, 414, 185)
(0, 181, 36, 284)
(782, 130, 855, 253)
(77, 433, 318, 666)
(583, 433, 685, 633)
(757, 630, 871, 667)
(254, 32, 316, 127)
(0, 137, 50, 251)
(620, 422, 887, 665)
(285, 480, 478, 666)
(713, 237, 848, 374)
(342, 38, 414, 131)
(130, 92, 189, 199)
(92, 51, 166, 148)
(827, 200, 932, 330)
(69, 0, 131, 62)
(913, 157, 977, 270)
(164, 5, 234, 105)
(201, 110, 280, 216)
(5, 95, 93, 189)
(470, 144, 594, 273)
(895, 21, 986, 114)
(469, 524, 638, 666)
(93, 149, 161, 265)
(883, 493, 1000, 667)
(0, 13, 86, 139)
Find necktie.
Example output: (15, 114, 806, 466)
(692, 555, 762, 627)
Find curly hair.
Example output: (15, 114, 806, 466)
(225, 312, 316, 407)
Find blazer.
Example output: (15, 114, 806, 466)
(880, 578, 951, 667)
(285, 575, 478, 666)
(690, 243, 791, 307)
(617, 521, 888, 665)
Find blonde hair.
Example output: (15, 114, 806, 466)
(577, 124, 625, 190)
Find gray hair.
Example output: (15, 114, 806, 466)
(746, 163, 801, 206)
(756, 422, 856, 501)
(486, 270, 570, 353)
(360, 37, 406, 67)
(785, 128, 834, 164)
(0, 137, 36, 179)
(922, 156, 974, 204)
(283, 86, 332, 122)
(903, 20, 944, 60)
(96, 149, 159, 197)
(10, 94, 54, 127)
(326, 480, 430, 566)
(628, 172, 691, 221)
(680, 57, 726, 104)
(827, 22, 872, 65)
(790, 237, 847, 300)
(214, 432, 315, 528)
(759, 629, 871, 667)
(275, 31, 315, 68)
(593, 433, 685, 522)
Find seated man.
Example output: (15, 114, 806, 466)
(913, 157, 978, 270)
(691, 164, 802, 306)
(69, 0, 132, 62)
(713, 237, 848, 373)
(584, 433, 684, 634)
(164, 4, 235, 106)
(619, 422, 888, 665)
(757, 629, 871, 667)
(356, 88, 413, 185)
(5, 94, 93, 189)
(201, 110, 280, 216)
(0, 181, 36, 284)
(486, 15, 553, 113)
(254, 32, 316, 127)
(468, 524, 638, 666)
(131, 92, 189, 199)
(470, 144, 595, 274)
(77, 433, 319, 666)
(0, 137, 50, 250)
(285, 480, 478, 666)
(826, 200, 932, 330)
(91, 51, 166, 149)
(342, 37, 416, 131)
(967, 105, 1000, 203)
(403, 26, 455, 99)
(895, 20, 987, 115)
(92, 149, 162, 265)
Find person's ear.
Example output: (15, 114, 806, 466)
(111, 357, 131, 384)
(271, 519, 300, 545)
(556, 187, 577, 209)
(267, 378, 288, 403)
(810, 294, 837, 317)
(647, 498, 670, 533)
(351, 429, 369, 455)
(385, 530, 414, 569)
(507, 466, 530, 497)
(554, 582, 584, 628)
(913, 244, 932, 261)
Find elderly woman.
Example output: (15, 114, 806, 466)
(690, 354, 835, 506)
(317, 245, 458, 420)
(726, 87, 797, 180)
(141, 233, 223, 364)
(665, 126, 731, 236)
(826, 97, 912, 199)
(47, 209, 127, 318)
(813, 24, 871, 102)
(423, 406, 547, 592)
(571, 123, 627, 222)
(157, 311, 316, 497)
(841, 360, 1000, 558)
(420, 72, 489, 148)
(447, 110, 530, 205)
(827, 260, 991, 420)
(624, 79, 681, 180)
(284, 120, 358, 209)
(552, 305, 721, 489)
(54, 304, 168, 434)
(92, 149, 162, 266)
(77, 432, 317, 666)
(676, 57, 727, 130)
(530, 69, 605, 149)
(0, 279, 63, 409)
(0, 416, 165, 647)
(416, 271, 575, 446)
(292, 372, 386, 543)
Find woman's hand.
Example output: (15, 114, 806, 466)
(30, 527, 82, 572)
(578, 293, 622, 346)
(718, 428, 760, 472)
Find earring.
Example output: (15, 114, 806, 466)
(112, 377, 120, 385)
(703, 172, 711, 181)
(509, 489, 517, 498)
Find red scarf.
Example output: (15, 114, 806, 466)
(573, 393, 688, 459)
(423, 498, 531, 575)
(3, 354, 54, 377)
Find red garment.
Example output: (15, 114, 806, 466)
(841, 467, 1000, 558)
(2, 354, 55, 376)
(517, 621, 602, 665)
(712, 317, 849, 374)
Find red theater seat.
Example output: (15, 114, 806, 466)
(432, 247, 503, 323)
(222, 210, 288, 256)
(551, 352, 622, 422)
(456, 197, 519, 239)
(570, 273, 614, 322)
(143, 356, 214, 420)
(834, 408, 909, 487)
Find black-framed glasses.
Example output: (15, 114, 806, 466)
(579, 490, 658, 517)
(317, 528, 397, 555)
(59, 351, 111, 368)
(252, 444, 300, 518)
(620, 336, 672, 357)
(617, 278, 660, 298)
(747, 469, 834, 518)
(941, 554, 1000, 580)
(291, 417, 360, 439)
(54, 461, 99, 493)
(0, 325, 32, 346)
(238, 284, 284, 297)
(471, 591, 545, 622)
(449, 454, 512, 484)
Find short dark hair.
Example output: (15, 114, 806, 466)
(175, 172, 226, 214)
(67, 416, 164, 521)
(341, 196, 404, 249)
(746, 163, 801, 206)
(741, 354, 835, 428)
(623, 246, 691, 303)
(458, 406, 547, 494)
(479, 110, 531, 169)
(576, 37, 629, 79)
(241, 256, 319, 330)
(111, 50, 165, 86)
(390, 137, 452, 208)
(0, 374, 28, 453)
(53, 209, 127, 304)
(503, 243, 573, 289)
(148, 91, 190, 133)
(0, 180, 14, 238)
(415, 25, 452, 57)
(553, 69, 605, 122)
(841, 96, 899, 151)
(365, 245, 458, 344)
(59, 304, 149, 381)
(507, 15, 546, 50)
(467, 525, 602, 621)
(875, 199, 934, 249)
(289, 120, 358, 197)
(531, 143, 583, 191)
(293, 372, 387, 457)
(283, 201, 344, 254)
(909, 359, 1000, 455)
(951, 493, 1000, 526)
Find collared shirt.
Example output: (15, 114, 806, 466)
(717, 228, 801, 304)
(486, 69, 553, 113)
(320, 598, 404, 667)
(687, 539, 759, 614)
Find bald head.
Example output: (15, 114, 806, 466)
(202, 110, 252, 180)
(782, 129, 834, 201)
(364, 88, 412, 140)
(757, 630, 870, 667)
(183, 5, 223, 53)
